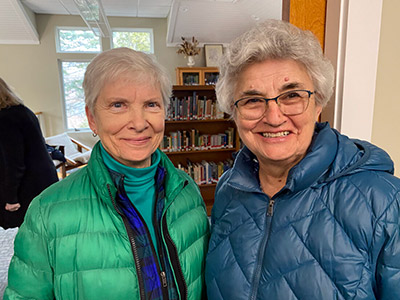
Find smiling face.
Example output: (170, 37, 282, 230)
(86, 76, 165, 168)
(234, 59, 322, 170)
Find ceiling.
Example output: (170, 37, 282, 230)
(0, 0, 282, 46)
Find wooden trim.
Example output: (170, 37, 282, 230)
(282, 0, 290, 22)
(289, 0, 327, 49)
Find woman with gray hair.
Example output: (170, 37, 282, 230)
(206, 20, 400, 299)
(5, 48, 209, 300)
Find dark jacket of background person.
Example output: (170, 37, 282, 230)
(4, 143, 209, 299)
(0, 105, 58, 228)
(206, 122, 400, 299)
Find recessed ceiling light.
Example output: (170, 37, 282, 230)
(179, 6, 189, 12)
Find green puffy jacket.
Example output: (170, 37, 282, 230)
(4, 143, 210, 300)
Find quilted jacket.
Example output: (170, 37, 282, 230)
(5, 143, 210, 300)
(206, 122, 400, 300)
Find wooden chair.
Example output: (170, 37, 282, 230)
(45, 133, 92, 178)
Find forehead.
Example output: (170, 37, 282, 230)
(104, 74, 160, 92)
(95, 77, 162, 105)
(235, 59, 312, 94)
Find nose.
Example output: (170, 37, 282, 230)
(127, 108, 149, 132)
(260, 100, 286, 125)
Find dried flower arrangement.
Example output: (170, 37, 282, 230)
(176, 36, 201, 57)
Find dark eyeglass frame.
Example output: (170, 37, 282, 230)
(234, 89, 315, 119)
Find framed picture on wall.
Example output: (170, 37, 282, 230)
(204, 44, 223, 67)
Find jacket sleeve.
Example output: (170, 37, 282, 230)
(3, 197, 55, 300)
(374, 194, 400, 300)
(0, 123, 25, 204)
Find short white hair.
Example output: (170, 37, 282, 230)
(216, 20, 335, 116)
(83, 47, 172, 113)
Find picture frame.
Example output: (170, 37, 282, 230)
(204, 44, 223, 67)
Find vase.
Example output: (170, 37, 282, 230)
(187, 55, 195, 67)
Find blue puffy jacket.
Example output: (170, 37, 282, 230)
(206, 122, 400, 300)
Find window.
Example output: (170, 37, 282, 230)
(60, 61, 90, 130)
(111, 28, 154, 53)
(56, 27, 101, 53)
(57, 27, 153, 130)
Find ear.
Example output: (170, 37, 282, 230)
(85, 106, 97, 133)
(315, 104, 322, 121)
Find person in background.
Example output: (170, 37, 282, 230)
(4, 48, 210, 299)
(205, 20, 400, 300)
(0, 78, 58, 229)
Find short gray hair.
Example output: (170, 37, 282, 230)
(83, 47, 172, 113)
(216, 20, 335, 116)
(0, 77, 23, 110)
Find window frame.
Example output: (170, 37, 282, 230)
(58, 59, 92, 131)
(110, 28, 154, 53)
(55, 26, 102, 54)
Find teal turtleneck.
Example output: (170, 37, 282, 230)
(100, 143, 161, 253)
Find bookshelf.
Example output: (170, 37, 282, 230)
(176, 67, 219, 86)
(163, 83, 240, 215)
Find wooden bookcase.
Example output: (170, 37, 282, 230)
(176, 67, 219, 86)
(164, 84, 240, 215)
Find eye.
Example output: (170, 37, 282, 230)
(145, 100, 163, 112)
(278, 91, 302, 103)
(239, 97, 265, 107)
(287, 92, 301, 98)
(109, 101, 127, 110)
(112, 102, 123, 108)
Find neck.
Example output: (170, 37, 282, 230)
(258, 157, 301, 198)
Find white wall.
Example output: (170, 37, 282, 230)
(372, 0, 400, 177)
(326, 0, 383, 141)
(325, 0, 400, 176)
(339, 0, 383, 141)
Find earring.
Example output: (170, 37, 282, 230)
(92, 132, 97, 137)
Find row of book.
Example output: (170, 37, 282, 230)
(167, 93, 225, 121)
(177, 159, 234, 185)
(160, 128, 235, 152)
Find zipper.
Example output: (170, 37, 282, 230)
(268, 199, 275, 216)
(249, 197, 275, 300)
(107, 184, 146, 300)
(134, 205, 169, 299)
(163, 217, 188, 300)
(160, 180, 189, 300)
(152, 182, 170, 296)
(160, 271, 168, 288)
(111, 177, 169, 299)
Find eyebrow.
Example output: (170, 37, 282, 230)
(279, 82, 304, 92)
(106, 97, 128, 102)
(239, 81, 305, 98)
(239, 89, 262, 97)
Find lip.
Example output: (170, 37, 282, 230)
(121, 136, 151, 145)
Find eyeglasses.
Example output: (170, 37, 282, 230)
(234, 90, 315, 120)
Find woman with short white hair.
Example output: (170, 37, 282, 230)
(206, 20, 400, 300)
(5, 48, 209, 300)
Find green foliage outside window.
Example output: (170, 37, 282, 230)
(61, 61, 90, 129)
(113, 31, 152, 53)
(58, 28, 153, 130)
(58, 29, 100, 52)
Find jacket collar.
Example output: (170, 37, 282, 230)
(225, 122, 394, 196)
(86, 142, 118, 207)
(226, 123, 338, 194)
(86, 143, 187, 208)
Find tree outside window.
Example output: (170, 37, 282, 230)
(57, 28, 101, 53)
(112, 29, 154, 53)
(60, 61, 90, 129)
(57, 27, 154, 130)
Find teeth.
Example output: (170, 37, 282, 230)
(262, 131, 289, 138)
